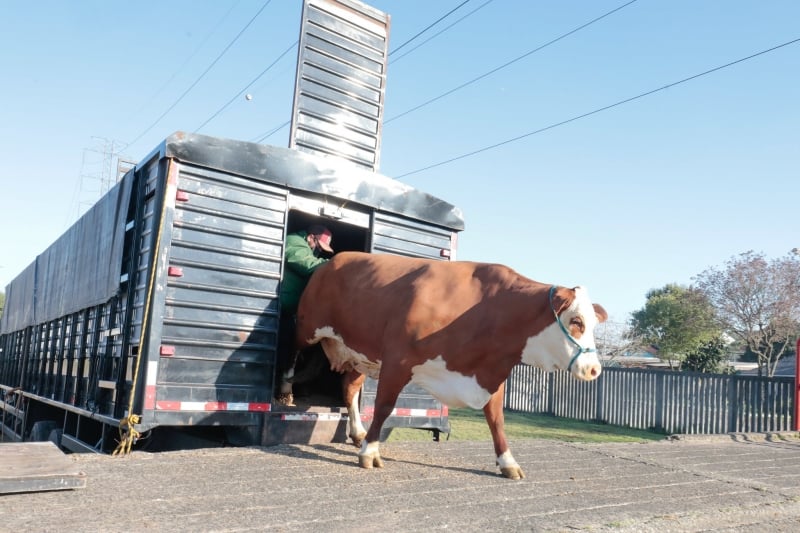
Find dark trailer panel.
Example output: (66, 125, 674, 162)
(0, 132, 464, 452)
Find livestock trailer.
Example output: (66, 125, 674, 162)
(0, 131, 464, 452)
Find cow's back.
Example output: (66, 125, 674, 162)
(297, 252, 454, 336)
(295, 252, 550, 390)
(297, 251, 499, 334)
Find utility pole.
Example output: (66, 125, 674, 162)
(73, 137, 132, 223)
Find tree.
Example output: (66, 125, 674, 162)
(694, 251, 800, 377)
(0, 290, 4, 319)
(594, 320, 645, 364)
(628, 284, 720, 369)
(682, 337, 732, 373)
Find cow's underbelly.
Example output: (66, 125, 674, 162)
(410, 356, 491, 409)
(311, 327, 382, 379)
(309, 329, 492, 408)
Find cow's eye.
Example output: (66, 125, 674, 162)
(570, 317, 585, 333)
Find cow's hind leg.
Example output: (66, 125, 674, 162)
(342, 370, 367, 447)
(484, 382, 525, 480)
(358, 367, 409, 470)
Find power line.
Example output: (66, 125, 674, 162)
(127, 1, 242, 123)
(194, 40, 298, 132)
(389, 0, 472, 56)
(126, 0, 273, 148)
(396, 37, 800, 179)
(253, 120, 290, 144)
(386, 0, 639, 125)
(389, 0, 496, 64)
(246, 1, 477, 145)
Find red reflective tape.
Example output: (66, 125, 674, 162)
(153, 400, 443, 416)
(144, 385, 156, 410)
(358, 406, 446, 419)
(153, 401, 272, 412)
(175, 190, 189, 202)
(167, 266, 183, 277)
(160, 345, 175, 356)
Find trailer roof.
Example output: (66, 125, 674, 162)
(154, 132, 465, 231)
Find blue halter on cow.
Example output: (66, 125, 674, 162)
(294, 251, 608, 479)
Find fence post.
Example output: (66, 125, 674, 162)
(596, 373, 604, 422)
(595, 370, 605, 422)
(728, 374, 738, 432)
(795, 338, 799, 431)
(547, 371, 555, 416)
(654, 371, 664, 432)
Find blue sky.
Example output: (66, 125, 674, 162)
(1, 0, 798, 325)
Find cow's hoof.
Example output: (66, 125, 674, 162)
(350, 432, 367, 448)
(500, 466, 525, 480)
(358, 453, 384, 469)
(274, 393, 295, 407)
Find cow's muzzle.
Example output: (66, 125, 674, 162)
(572, 355, 602, 381)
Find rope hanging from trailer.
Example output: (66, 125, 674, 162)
(113, 163, 174, 456)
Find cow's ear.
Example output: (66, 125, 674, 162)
(593, 304, 608, 323)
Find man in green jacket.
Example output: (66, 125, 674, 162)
(276, 224, 334, 405)
(279, 225, 334, 315)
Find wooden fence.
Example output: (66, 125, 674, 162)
(504, 366, 796, 434)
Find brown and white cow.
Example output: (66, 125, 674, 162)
(294, 251, 607, 479)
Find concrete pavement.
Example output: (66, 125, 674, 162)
(1, 434, 799, 532)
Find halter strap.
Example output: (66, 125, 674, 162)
(548, 285, 597, 372)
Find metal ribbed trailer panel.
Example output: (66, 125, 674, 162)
(290, 0, 390, 170)
(144, 162, 287, 428)
(372, 212, 458, 260)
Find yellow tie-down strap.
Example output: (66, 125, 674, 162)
(112, 414, 141, 456)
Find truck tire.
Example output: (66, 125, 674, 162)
(48, 428, 64, 449)
(30, 421, 58, 442)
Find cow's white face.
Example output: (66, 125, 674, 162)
(520, 286, 604, 381)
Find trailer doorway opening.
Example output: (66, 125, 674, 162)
(275, 208, 370, 412)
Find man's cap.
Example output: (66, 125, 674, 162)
(309, 225, 334, 253)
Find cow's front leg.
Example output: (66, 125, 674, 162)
(358, 440, 383, 469)
(342, 370, 367, 446)
(358, 367, 409, 469)
(484, 382, 525, 480)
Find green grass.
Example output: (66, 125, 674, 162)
(387, 408, 665, 444)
